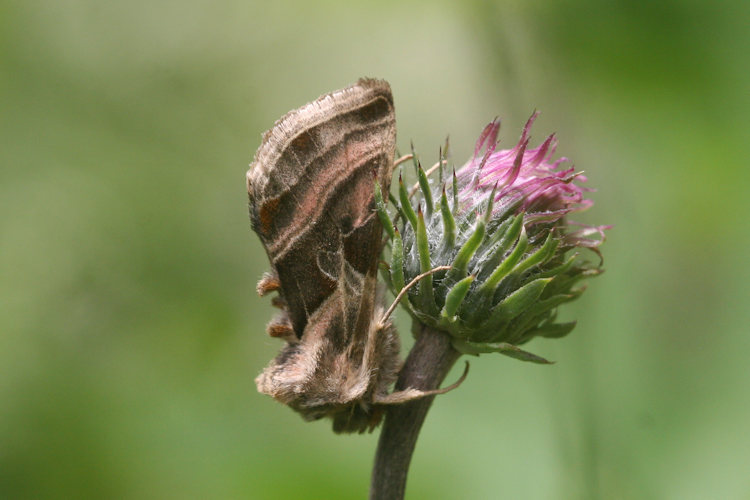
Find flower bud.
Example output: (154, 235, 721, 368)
(376, 113, 608, 363)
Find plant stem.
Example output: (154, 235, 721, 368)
(369, 324, 461, 500)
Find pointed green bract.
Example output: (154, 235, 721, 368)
(536, 254, 577, 279)
(416, 209, 430, 272)
(475, 215, 521, 282)
(445, 214, 485, 285)
(512, 232, 558, 276)
(482, 183, 497, 223)
(398, 175, 418, 230)
(495, 213, 524, 247)
(480, 226, 528, 294)
(388, 192, 405, 222)
(523, 292, 579, 319)
(417, 165, 433, 217)
(442, 275, 474, 319)
(451, 340, 553, 364)
(416, 208, 438, 315)
(410, 141, 419, 171)
(482, 277, 552, 331)
(440, 187, 456, 251)
(438, 144, 447, 186)
(451, 168, 458, 213)
(390, 228, 405, 293)
(534, 321, 577, 339)
(374, 181, 395, 240)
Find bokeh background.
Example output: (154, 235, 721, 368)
(2, 1, 749, 498)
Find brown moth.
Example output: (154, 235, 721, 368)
(247, 79, 454, 433)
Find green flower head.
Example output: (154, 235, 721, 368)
(376, 113, 609, 363)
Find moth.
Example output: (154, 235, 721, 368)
(247, 79, 454, 433)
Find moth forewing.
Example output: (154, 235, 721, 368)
(248, 79, 400, 432)
(249, 79, 469, 433)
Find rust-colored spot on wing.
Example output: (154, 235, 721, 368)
(289, 130, 316, 157)
(258, 197, 281, 238)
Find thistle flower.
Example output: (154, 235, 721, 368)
(376, 112, 608, 363)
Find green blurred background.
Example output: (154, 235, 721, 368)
(2, 0, 748, 498)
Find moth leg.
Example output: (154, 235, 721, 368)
(266, 311, 297, 343)
(256, 271, 280, 296)
(270, 296, 287, 309)
(374, 361, 470, 405)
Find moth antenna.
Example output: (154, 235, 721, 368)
(374, 361, 470, 404)
(393, 153, 414, 169)
(256, 271, 280, 296)
(379, 265, 452, 326)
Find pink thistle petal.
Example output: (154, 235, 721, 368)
(500, 137, 528, 188)
(518, 111, 539, 147)
(454, 114, 606, 257)
(473, 119, 500, 158)
(525, 134, 555, 168)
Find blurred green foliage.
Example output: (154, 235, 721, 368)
(2, 1, 749, 498)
